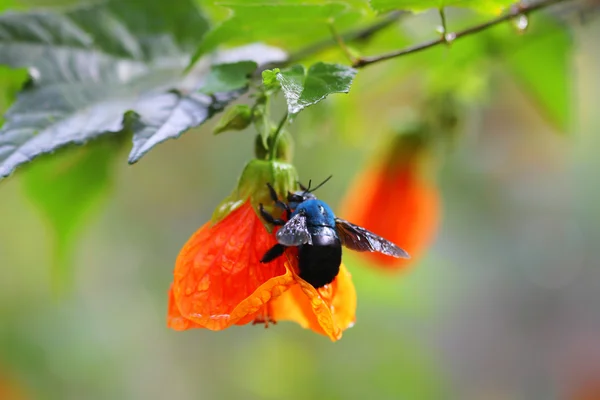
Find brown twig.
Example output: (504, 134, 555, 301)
(352, 0, 574, 69)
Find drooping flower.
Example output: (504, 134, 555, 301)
(339, 128, 440, 269)
(167, 159, 356, 340)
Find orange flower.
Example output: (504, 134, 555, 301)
(0, 372, 28, 400)
(569, 381, 600, 400)
(339, 132, 440, 269)
(167, 159, 356, 340)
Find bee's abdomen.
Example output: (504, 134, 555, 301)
(298, 234, 342, 289)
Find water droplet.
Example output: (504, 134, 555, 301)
(185, 286, 193, 295)
(197, 276, 210, 292)
(28, 67, 40, 81)
(444, 32, 456, 43)
(514, 14, 529, 32)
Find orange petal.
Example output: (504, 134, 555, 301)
(340, 162, 440, 269)
(269, 263, 356, 341)
(171, 201, 291, 330)
(167, 284, 203, 330)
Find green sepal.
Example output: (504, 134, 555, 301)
(211, 159, 298, 227)
(213, 104, 253, 134)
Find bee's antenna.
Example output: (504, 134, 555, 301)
(307, 175, 332, 193)
(303, 179, 313, 196)
(297, 181, 308, 191)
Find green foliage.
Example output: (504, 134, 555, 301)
(0, 0, 17, 11)
(0, 0, 282, 178)
(369, 0, 516, 14)
(189, 2, 351, 66)
(21, 135, 125, 292)
(214, 61, 356, 155)
(0, 66, 26, 123)
(408, 13, 571, 132)
(199, 61, 258, 95)
(262, 69, 281, 92)
(0, 0, 572, 179)
(273, 62, 357, 117)
(503, 19, 571, 131)
(0, 0, 576, 292)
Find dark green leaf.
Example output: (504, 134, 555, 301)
(0, 0, 285, 178)
(213, 104, 253, 134)
(21, 135, 124, 292)
(276, 62, 357, 116)
(200, 61, 258, 95)
(369, 0, 515, 14)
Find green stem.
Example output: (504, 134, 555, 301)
(329, 22, 357, 64)
(438, 7, 448, 38)
(269, 112, 289, 160)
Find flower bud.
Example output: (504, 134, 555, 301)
(213, 104, 253, 134)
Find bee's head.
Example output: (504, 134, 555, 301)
(287, 175, 332, 209)
(287, 191, 316, 209)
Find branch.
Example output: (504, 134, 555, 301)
(353, 0, 574, 69)
(285, 11, 404, 65)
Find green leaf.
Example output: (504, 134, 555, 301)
(21, 135, 124, 292)
(503, 20, 571, 132)
(369, 0, 515, 14)
(213, 104, 253, 134)
(0, 66, 26, 123)
(0, 0, 286, 178)
(199, 61, 258, 95)
(275, 62, 357, 116)
(0, 0, 16, 11)
(189, 3, 349, 67)
(262, 68, 281, 92)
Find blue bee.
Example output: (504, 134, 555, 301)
(259, 176, 410, 288)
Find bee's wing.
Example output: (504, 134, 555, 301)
(335, 218, 410, 259)
(276, 212, 312, 246)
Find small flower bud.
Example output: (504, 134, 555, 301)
(213, 104, 253, 134)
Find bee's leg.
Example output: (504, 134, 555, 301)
(260, 244, 286, 263)
(259, 203, 286, 226)
(266, 183, 291, 214)
(252, 313, 277, 328)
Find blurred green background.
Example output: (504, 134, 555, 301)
(2, 0, 600, 399)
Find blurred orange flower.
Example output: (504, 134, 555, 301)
(167, 159, 356, 341)
(570, 382, 600, 400)
(339, 132, 440, 269)
(0, 373, 28, 400)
